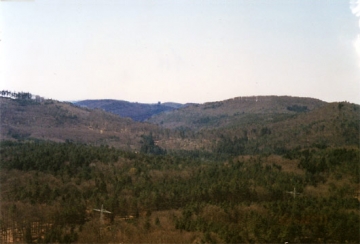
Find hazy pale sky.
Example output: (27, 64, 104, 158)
(1, 0, 360, 104)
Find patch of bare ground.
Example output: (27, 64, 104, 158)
(304, 183, 330, 197)
(262, 155, 304, 175)
(77, 210, 205, 243)
(304, 174, 359, 198)
(236, 155, 304, 175)
(240, 202, 267, 215)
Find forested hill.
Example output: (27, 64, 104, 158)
(1, 93, 359, 243)
(148, 96, 327, 130)
(74, 99, 185, 121)
(202, 101, 360, 155)
(1, 95, 359, 153)
(0, 97, 169, 150)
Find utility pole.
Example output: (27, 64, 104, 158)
(93, 204, 111, 225)
(93, 204, 112, 239)
(286, 187, 300, 199)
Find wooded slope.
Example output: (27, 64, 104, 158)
(148, 96, 326, 130)
(0, 98, 164, 150)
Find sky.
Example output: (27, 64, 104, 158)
(1, 0, 360, 104)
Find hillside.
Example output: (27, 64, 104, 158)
(148, 96, 327, 130)
(1, 96, 358, 154)
(204, 102, 360, 154)
(74, 99, 185, 121)
(150, 97, 359, 154)
(1, 95, 359, 243)
(0, 97, 167, 150)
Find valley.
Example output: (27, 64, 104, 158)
(74, 99, 186, 122)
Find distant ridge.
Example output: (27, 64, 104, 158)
(74, 99, 187, 121)
(1, 94, 358, 152)
(148, 95, 327, 130)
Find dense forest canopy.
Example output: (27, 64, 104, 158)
(0, 140, 359, 243)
